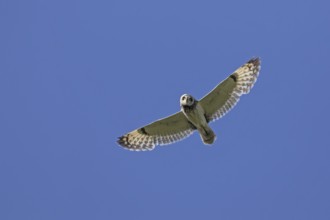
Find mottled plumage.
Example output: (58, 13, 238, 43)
(117, 58, 261, 151)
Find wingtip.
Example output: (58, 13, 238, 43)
(116, 134, 155, 151)
(248, 57, 261, 66)
(117, 136, 127, 147)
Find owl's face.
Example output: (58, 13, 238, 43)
(180, 94, 195, 107)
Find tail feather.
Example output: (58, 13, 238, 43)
(198, 126, 216, 145)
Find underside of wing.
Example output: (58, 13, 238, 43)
(117, 112, 196, 151)
(200, 58, 261, 122)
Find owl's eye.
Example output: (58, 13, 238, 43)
(189, 97, 193, 102)
(182, 96, 186, 100)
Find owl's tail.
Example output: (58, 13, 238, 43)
(198, 125, 216, 145)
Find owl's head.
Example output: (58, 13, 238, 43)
(180, 94, 195, 107)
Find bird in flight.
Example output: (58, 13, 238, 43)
(117, 58, 261, 151)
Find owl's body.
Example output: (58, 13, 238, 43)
(180, 95, 216, 144)
(117, 58, 261, 151)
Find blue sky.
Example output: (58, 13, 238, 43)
(1, 0, 330, 219)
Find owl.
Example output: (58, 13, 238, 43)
(117, 58, 261, 151)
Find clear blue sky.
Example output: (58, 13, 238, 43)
(1, 0, 330, 219)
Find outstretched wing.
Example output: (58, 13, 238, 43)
(200, 58, 261, 122)
(117, 112, 196, 151)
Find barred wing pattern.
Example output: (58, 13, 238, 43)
(117, 112, 196, 151)
(200, 58, 260, 122)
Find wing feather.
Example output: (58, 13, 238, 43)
(117, 112, 196, 151)
(200, 58, 261, 122)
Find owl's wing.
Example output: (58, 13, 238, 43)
(200, 58, 261, 122)
(117, 112, 196, 151)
